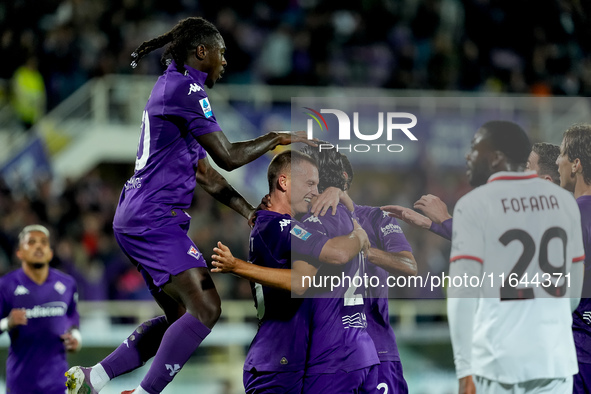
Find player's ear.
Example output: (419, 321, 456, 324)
(195, 45, 207, 60)
(491, 150, 506, 169)
(278, 174, 288, 192)
(573, 158, 582, 174)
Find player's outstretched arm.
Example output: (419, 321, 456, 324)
(367, 249, 418, 276)
(381, 205, 432, 229)
(197, 130, 315, 172)
(413, 194, 452, 224)
(211, 242, 317, 295)
(196, 157, 256, 221)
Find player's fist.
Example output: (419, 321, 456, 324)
(8, 309, 27, 329)
(413, 194, 452, 224)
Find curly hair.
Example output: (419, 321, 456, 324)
(531, 142, 560, 185)
(301, 144, 350, 193)
(130, 17, 220, 70)
(562, 124, 591, 185)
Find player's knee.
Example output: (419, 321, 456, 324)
(190, 300, 221, 328)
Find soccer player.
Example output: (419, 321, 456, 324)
(448, 121, 584, 393)
(0, 225, 81, 394)
(211, 150, 373, 393)
(555, 124, 591, 394)
(304, 146, 417, 394)
(383, 142, 561, 241)
(65, 17, 311, 394)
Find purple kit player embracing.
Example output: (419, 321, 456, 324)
(556, 124, 591, 394)
(211, 150, 372, 393)
(65, 17, 310, 394)
(305, 147, 417, 394)
(0, 225, 81, 394)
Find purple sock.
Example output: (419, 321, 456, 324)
(140, 313, 211, 394)
(101, 316, 169, 379)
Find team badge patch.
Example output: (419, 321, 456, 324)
(54, 281, 66, 295)
(187, 245, 202, 260)
(290, 225, 311, 241)
(199, 98, 213, 118)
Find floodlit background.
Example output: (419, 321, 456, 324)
(0, 1, 590, 393)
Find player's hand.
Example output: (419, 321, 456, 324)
(211, 242, 238, 273)
(352, 219, 370, 252)
(311, 187, 342, 217)
(275, 131, 318, 147)
(381, 205, 432, 230)
(60, 332, 80, 352)
(458, 375, 476, 394)
(413, 194, 452, 224)
(8, 309, 27, 329)
(248, 194, 272, 228)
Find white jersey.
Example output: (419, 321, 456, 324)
(450, 171, 585, 384)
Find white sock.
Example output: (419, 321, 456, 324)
(133, 385, 150, 394)
(90, 363, 110, 391)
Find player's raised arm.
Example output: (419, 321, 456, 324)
(197, 130, 315, 172)
(195, 157, 255, 220)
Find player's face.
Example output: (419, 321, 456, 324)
(526, 151, 540, 173)
(290, 161, 319, 215)
(465, 128, 494, 187)
(17, 231, 53, 266)
(203, 34, 227, 89)
(556, 139, 575, 192)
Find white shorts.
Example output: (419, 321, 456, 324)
(474, 375, 573, 394)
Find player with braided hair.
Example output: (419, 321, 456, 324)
(65, 16, 311, 394)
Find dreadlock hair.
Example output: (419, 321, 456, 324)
(131, 17, 220, 70)
(301, 143, 349, 193)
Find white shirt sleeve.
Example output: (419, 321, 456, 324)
(447, 258, 481, 379)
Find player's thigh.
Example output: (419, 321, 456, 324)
(304, 367, 375, 393)
(243, 370, 304, 394)
(475, 376, 573, 394)
(574, 363, 591, 394)
(114, 224, 208, 289)
(376, 361, 408, 394)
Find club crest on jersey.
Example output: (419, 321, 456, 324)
(279, 219, 291, 231)
(14, 285, 29, 296)
(291, 225, 311, 241)
(54, 281, 66, 295)
(304, 216, 322, 224)
(188, 83, 203, 95)
(199, 98, 213, 118)
(187, 246, 202, 260)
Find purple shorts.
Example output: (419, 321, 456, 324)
(574, 362, 591, 394)
(114, 222, 207, 288)
(243, 370, 304, 393)
(303, 365, 378, 393)
(377, 361, 408, 394)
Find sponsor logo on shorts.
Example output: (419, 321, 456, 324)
(290, 225, 311, 241)
(187, 246, 202, 260)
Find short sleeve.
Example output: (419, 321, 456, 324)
(168, 82, 221, 138)
(66, 279, 80, 329)
(290, 219, 330, 263)
(450, 194, 485, 264)
(375, 209, 413, 253)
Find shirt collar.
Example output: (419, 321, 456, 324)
(487, 170, 538, 183)
(167, 60, 208, 85)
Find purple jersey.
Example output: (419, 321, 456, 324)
(244, 211, 328, 373)
(573, 195, 591, 363)
(0, 268, 79, 394)
(113, 60, 220, 233)
(300, 204, 380, 374)
(355, 204, 412, 362)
